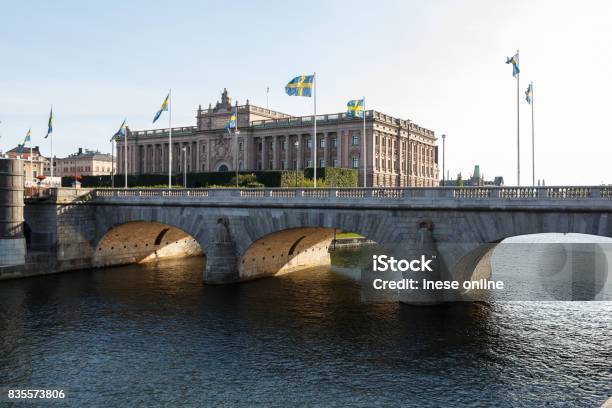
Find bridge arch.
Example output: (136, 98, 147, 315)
(238, 227, 338, 281)
(92, 221, 204, 268)
(448, 232, 612, 301)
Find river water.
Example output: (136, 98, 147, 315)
(1, 245, 611, 407)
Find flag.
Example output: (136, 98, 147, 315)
(525, 82, 533, 104)
(506, 52, 520, 77)
(112, 119, 127, 141)
(152, 93, 170, 123)
(285, 75, 314, 97)
(44, 107, 53, 139)
(347, 99, 364, 118)
(23, 129, 31, 145)
(225, 112, 237, 133)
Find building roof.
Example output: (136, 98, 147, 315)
(59, 148, 112, 161)
(7, 144, 42, 155)
(124, 88, 435, 140)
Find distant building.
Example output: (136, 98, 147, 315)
(441, 165, 504, 186)
(55, 148, 113, 177)
(117, 88, 439, 187)
(5, 145, 51, 184)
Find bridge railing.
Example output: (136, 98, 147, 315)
(85, 186, 612, 202)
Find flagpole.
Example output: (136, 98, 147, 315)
(124, 125, 128, 188)
(235, 105, 239, 187)
(516, 49, 520, 187)
(30, 139, 33, 186)
(362, 97, 366, 188)
(168, 89, 173, 188)
(313, 72, 317, 188)
(531, 82, 535, 186)
(50, 107, 53, 180)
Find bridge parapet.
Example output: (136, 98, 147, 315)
(77, 186, 612, 211)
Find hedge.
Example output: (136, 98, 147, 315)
(64, 167, 358, 188)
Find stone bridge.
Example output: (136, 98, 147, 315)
(23, 186, 612, 292)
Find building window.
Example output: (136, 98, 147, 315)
(332, 138, 337, 147)
(239, 142, 243, 151)
(269, 160, 273, 169)
(307, 139, 312, 149)
(281, 160, 286, 169)
(319, 159, 325, 168)
(352, 157, 359, 168)
(282, 140, 286, 150)
(306, 160, 312, 168)
(319, 138, 325, 148)
(258, 162, 262, 170)
(352, 133, 359, 146)
(259, 143, 262, 151)
(332, 159, 338, 168)
(293, 160, 297, 169)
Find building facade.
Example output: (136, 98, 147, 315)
(55, 148, 113, 177)
(5, 145, 51, 185)
(117, 89, 439, 187)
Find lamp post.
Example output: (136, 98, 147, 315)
(181, 146, 187, 188)
(294, 140, 299, 187)
(441, 134, 446, 186)
(111, 138, 115, 188)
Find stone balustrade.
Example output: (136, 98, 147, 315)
(45, 186, 612, 210)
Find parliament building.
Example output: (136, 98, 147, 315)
(117, 89, 439, 187)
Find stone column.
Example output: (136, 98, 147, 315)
(336, 131, 342, 167)
(273, 136, 279, 169)
(285, 136, 291, 170)
(323, 133, 329, 168)
(297, 135, 303, 169)
(261, 137, 268, 170)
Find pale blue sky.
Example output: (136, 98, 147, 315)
(1, 0, 611, 185)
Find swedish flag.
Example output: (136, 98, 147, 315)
(506, 52, 520, 78)
(153, 93, 170, 123)
(23, 128, 31, 145)
(44, 107, 53, 139)
(347, 99, 364, 119)
(525, 82, 533, 104)
(112, 119, 127, 141)
(225, 112, 237, 133)
(285, 75, 314, 97)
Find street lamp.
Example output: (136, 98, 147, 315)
(181, 146, 187, 188)
(441, 134, 446, 186)
(294, 140, 299, 187)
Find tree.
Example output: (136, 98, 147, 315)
(456, 173, 464, 187)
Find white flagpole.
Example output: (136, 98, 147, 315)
(235, 105, 239, 187)
(531, 82, 535, 186)
(29, 139, 33, 186)
(124, 125, 128, 188)
(50, 107, 53, 180)
(313, 72, 317, 188)
(168, 89, 173, 188)
(516, 49, 520, 187)
(362, 97, 366, 188)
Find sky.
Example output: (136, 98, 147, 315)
(1, 0, 611, 185)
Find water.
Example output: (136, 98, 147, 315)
(1, 251, 611, 407)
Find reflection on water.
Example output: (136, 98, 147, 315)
(0, 252, 611, 407)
